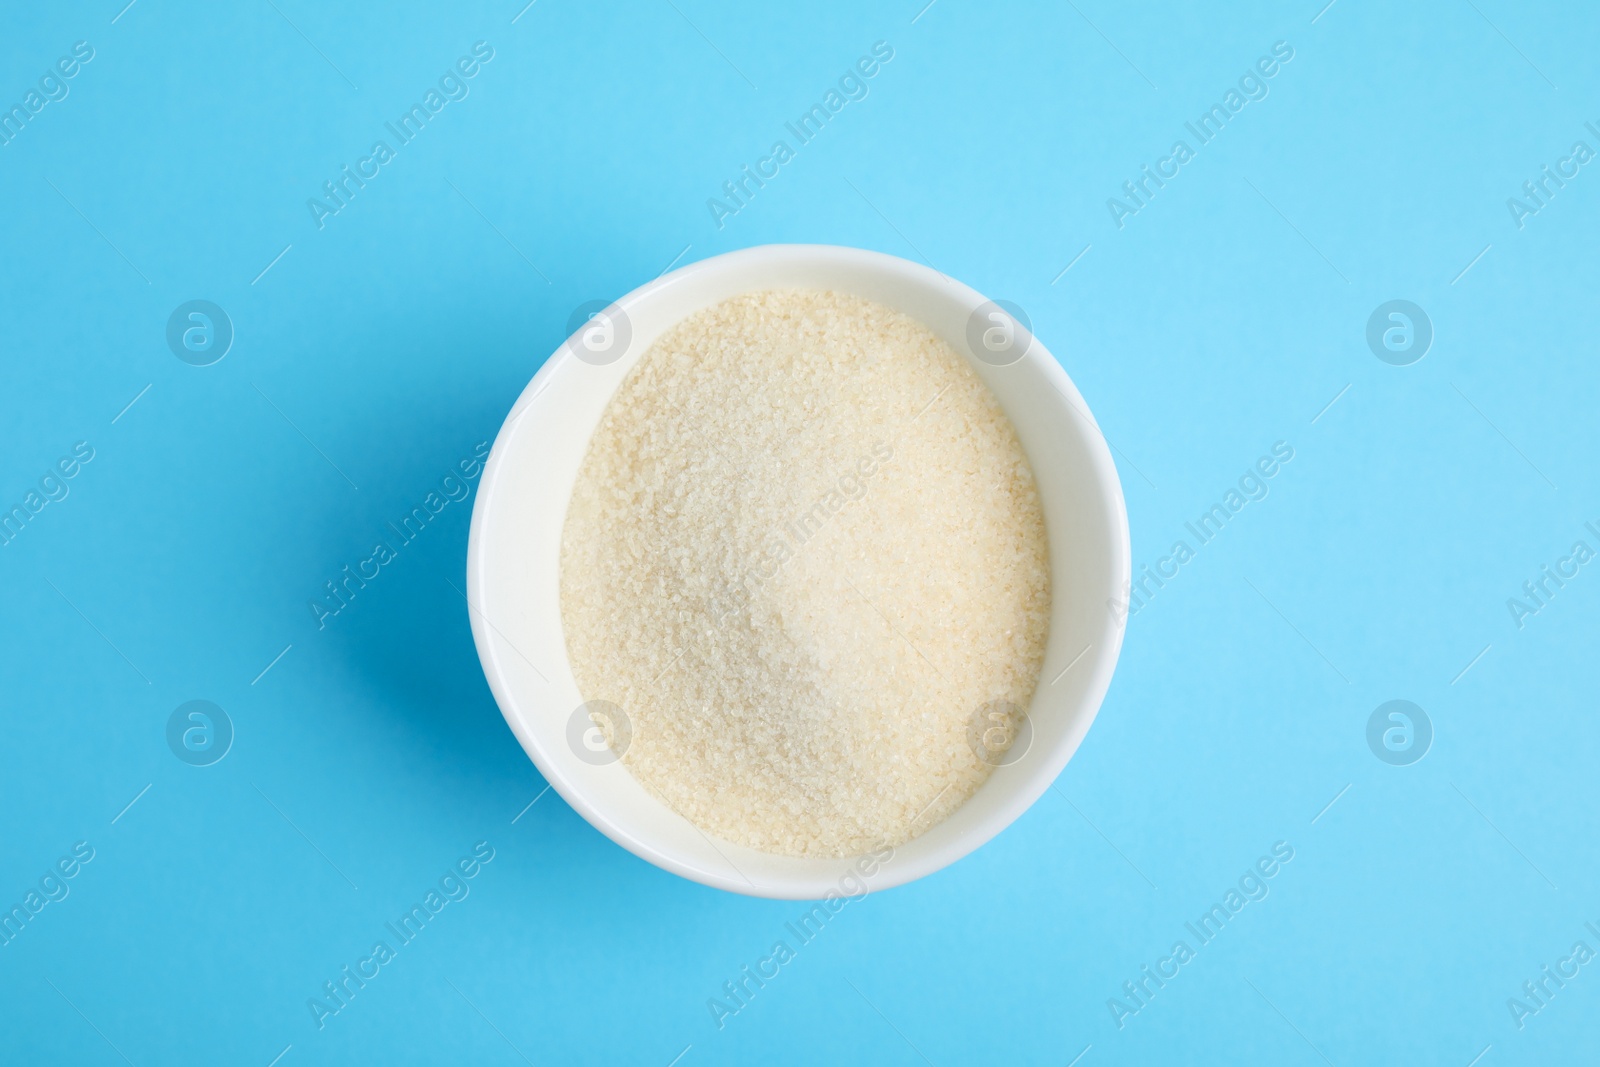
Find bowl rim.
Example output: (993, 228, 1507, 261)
(466, 243, 1131, 898)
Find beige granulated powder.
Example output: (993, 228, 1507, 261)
(559, 289, 1050, 858)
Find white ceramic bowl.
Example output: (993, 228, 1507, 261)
(466, 244, 1129, 899)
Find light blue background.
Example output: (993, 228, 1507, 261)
(2, 1, 1596, 1063)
